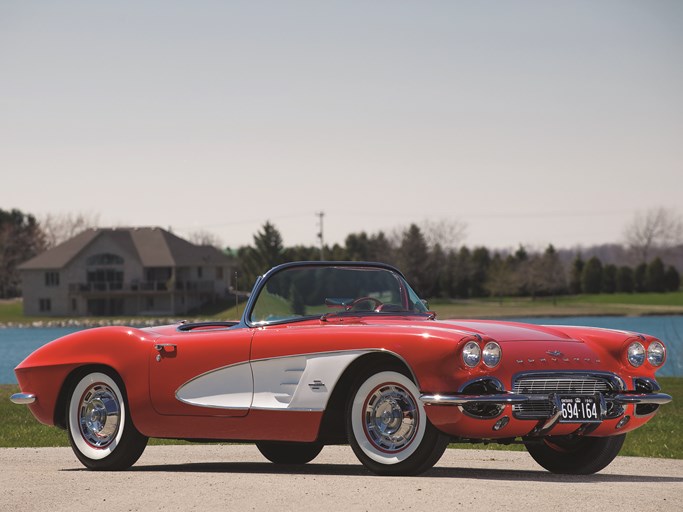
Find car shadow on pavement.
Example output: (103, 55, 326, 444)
(64, 462, 683, 483)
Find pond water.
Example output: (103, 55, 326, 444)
(1, 315, 681, 384)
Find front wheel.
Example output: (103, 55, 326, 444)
(256, 441, 323, 464)
(346, 370, 449, 476)
(524, 434, 626, 474)
(66, 370, 148, 470)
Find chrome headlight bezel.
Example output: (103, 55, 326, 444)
(462, 341, 482, 368)
(627, 341, 646, 367)
(647, 341, 666, 367)
(482, 341, 502, 368)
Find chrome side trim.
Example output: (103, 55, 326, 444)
(10, 393, 36, 405)
(612, 393, 672, 405)
(420, 393, 529, 406)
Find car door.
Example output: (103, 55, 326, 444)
(149, 327, 254, 417)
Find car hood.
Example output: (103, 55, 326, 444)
(433, 319, 578, 342)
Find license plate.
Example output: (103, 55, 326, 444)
(558, 395, 601, 423)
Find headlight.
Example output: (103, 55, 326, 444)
(482, 342, 501, 368)
(647, 341, 666, 367)
(627, 342, 645, 367)
(462, 341, 481, 367)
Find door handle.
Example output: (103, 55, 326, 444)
(154, 343, 177, 362)
(154, 343, 177, 352)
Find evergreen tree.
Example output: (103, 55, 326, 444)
(398, 224, 430, 296)
(645, 258, 666, 292)
(634, 263, 647, 292)
(664, 266, 681, 292)
(538, 244, 567, 301)
(569, 254, 584, 294)
(601, 264, 617, 294)
(470, 247, 491, 297)
(581, 256, 603, 294)
(615, 266, 635, 293)
(452, 247, 472, 298)
(0, 208, 46, 298)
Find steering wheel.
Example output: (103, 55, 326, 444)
(345, 296, 384, 312)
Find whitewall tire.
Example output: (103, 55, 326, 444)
(347, 370, 449, 475)
(67, 370, 148, 470)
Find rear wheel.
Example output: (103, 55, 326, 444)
(256, 441, 323, 464)
(66, 370, 148, 470)
(524, 434, 626, 474)
(346, 370, 449, 476)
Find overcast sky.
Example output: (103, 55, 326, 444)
(1, 1, 681, 251)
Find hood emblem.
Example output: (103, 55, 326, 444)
(546, 350, 562, 357)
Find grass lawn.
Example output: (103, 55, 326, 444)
(2, 378, 681, 459)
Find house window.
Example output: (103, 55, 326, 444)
(45, 272, 60, 287)
(216, 266, 224, 279)
(86, 253, 124, 265)
(146, 297, 154, 310)
(197, 267, 203, 278)
(39, 298, 51, 312)
(71, 298, 77, 312)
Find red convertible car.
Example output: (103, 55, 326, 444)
(11, 262, 672, 475)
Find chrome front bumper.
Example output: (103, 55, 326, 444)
(420, 392, 672, 406)
(10, 393, 36, 405)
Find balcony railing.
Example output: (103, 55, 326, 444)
(69, 280, 215, 294)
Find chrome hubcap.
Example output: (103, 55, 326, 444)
(78, 383, 120, 448)
(363, 384, 418, 452)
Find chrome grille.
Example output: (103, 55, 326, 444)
(513, 377, 610, 395)
(512, 375, 612, 419)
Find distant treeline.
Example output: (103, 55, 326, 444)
(233, 222, 681, 299)
(1, 207, 681, 300)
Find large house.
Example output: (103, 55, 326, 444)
(19, 227, 233, 317)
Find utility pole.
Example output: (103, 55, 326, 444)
(316, 211, 325, 260)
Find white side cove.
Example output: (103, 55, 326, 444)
(176, 350, 372, 411)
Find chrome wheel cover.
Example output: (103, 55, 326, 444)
(78, 383, 121, 448)
(363, 383, 419, 452)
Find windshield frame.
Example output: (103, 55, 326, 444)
(242, 261, 427, 327)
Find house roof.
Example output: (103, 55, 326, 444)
(19, 227, 232, 270)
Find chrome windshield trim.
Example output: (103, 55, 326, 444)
(10, 393, 36, 405)
(420, 393, 529, 406)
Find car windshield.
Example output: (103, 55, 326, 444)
(249, 265, 428, 324)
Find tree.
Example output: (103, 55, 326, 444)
(664, 266, 680, 292)
(187, 229, 222, 248)
(40, 211, 99, 249)
(569, 255, 584, 294)
(634, 263, 647, 292)
(601, 264, 617, 294)
(624, 207, 683, 263)
(469, 247, 491, 298)
(645, 258, 666, 292)
(420, 218, 467, 251)
(0, 208, 47, 298)
(398, 224, 430, 296)
(485, 254, 518, 304)
(236, 221, 286, 290)
(615, 266, 635, 293)
(253, 221, 285, 269)
(581, 257, 603, 294)
(537, 245, 567, 301)
(451, 247, 472, 298)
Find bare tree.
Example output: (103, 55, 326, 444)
(40, 212, 100, 249)
(624, 208, 683, 263)
(420, 218, 467, 250)
(187, 229, 223, 248)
